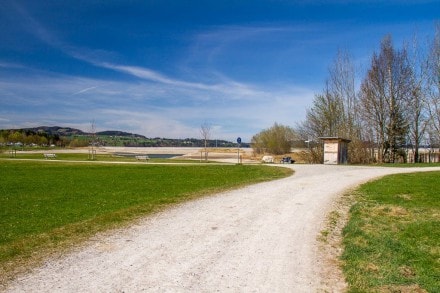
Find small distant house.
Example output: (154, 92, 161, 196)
(319, 137, 351, 165)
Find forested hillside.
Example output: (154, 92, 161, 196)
(0, 126, 246, 148)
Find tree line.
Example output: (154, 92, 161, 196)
(253, 26, 440, 164)
(0, 129, 64, 147)
(0, 129, 247, 149)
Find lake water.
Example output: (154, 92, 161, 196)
(114, 152, 183, 159)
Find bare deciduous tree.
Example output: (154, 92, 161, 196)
(359, 36, 411, 163)
(304, 85, 344, 138)
(200, 122, 211, 161)
(405, 35, 430, 162)
(298, 50, 372, 163)
(293, 27, 440, 165)
(426, 24, 440, 147)
(89, 120, 97, 160)
(328, 50, 358, 137)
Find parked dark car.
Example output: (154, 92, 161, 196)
(280, 156, 295, 164)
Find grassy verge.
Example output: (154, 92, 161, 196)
(0, 152, 207, 163)
(342, 171, 440, 292)
(0, 160, 292, 285)
(377, 162, 440, 168)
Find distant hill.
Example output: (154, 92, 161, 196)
(11, 126, 146, 138)
(0, 126, 247, 147)
(19, 126, 85, 136)
(97, 130, 146, 139)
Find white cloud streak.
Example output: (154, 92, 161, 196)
(0, 70, 313, 141)
(71, 86, 99, 96)
(1, 5, 317, 141)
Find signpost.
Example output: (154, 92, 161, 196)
(237, 137, 241, 164)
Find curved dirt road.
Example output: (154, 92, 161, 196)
(5, 165, 440, 292)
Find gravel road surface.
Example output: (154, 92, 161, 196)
(5, 164, 440, 292)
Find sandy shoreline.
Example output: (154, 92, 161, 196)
(17, 146, 253, 155)
(15, 146, 255, 163)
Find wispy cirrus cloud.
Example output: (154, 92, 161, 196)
(96, 62, 268, 101)
(1, 3, 316, 140)
(0, 62, 27, 69)
(0, 69, 313, 140)
(71, 86, 99, 96)
(98, 63, 215, 90)
(6, 4, 311, 98)
(9, 1, 56, 45)
(4, 8, 272, 105)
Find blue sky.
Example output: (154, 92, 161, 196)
(0, 0, 439, 142)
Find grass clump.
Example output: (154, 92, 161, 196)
(0, 160, 292, 285)
(342, 171, 440, 292)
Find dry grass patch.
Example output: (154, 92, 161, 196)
(342, 172, 440, 292)
(378, 284, 427, 293)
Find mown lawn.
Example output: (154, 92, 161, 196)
(377, 162, 440, 168)
(342, 171, 440, 292)
(0, 160, 292, 283)
(0, 152, 202, 163)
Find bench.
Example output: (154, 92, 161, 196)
(135, 155, 149, 161)
(43, 153, 57, 159)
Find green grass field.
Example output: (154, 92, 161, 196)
(0, 159, 292, 283)
(342, 171, 440, 292)
(377, 162, 440, 168)
(0, 152, 207, 163)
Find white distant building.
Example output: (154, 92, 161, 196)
(261, 155, 274, 163)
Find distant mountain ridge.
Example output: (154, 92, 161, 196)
(11, 126, 146, 138)
(96, 130, 146, 139)
(1, 126, 246, 147)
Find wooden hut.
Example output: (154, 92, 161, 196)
(319, 137, 351, 165)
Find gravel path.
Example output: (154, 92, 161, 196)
(5, 165, 440, 292)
